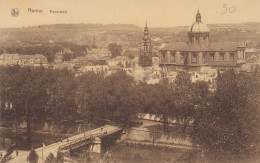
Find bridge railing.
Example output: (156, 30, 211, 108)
(59, 127, 122, 151)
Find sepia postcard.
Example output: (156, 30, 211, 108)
(1, 0, 260, 162)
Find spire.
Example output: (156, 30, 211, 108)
(144, 21, 149, 36)
(196, 9, 201, 22)
(139, 21, 152, 67)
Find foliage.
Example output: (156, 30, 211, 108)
(62, 53, 73, 61)
(141, 71, 210, 132)
(0, 143, 15, 163)
(75, 70, 139, 126)
(28, 149, 38, 163)
(0, 67, 141, 128)
(3, 66, 259, 161)
(56, 151, 64, 163)
(108, 43, 123, 58)
(0, 42, 89, 63)
(44, 152, 55, 163)
(193, 69, 260, 158)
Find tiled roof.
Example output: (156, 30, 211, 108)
(208, 42, 238, 51)
(161, 42, 188, 51)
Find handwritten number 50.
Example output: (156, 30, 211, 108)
(221, 4, 236, 14)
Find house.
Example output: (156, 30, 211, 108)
(82, 64, 109, 73)
(107, 56, 131, 67)
(54, 48, 73, 63)
(88, 46, 111, 61)
(191, 67, 217, 83)
(0, 53, 20, 65)
(0, 53, 48, 67)
(52, 62, 75, 71)
(19, 54, 48, 67)
(54, 52, 63, 63)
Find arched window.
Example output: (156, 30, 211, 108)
(170, 52, 175, 62)
(161, 52, 166, 62)
(229, 53, 235, 61)
(192, 53, 197, 63)
(209, 53, 215, 61)
(219, 52, 225, 61)
(203, 53, 207, 63)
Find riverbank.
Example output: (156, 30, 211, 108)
(119, 119, 193, 151)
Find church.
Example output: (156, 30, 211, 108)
(159, 10, 247, 73)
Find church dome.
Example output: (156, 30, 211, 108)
(189, 22, 209, 32)
(188, 10, 210, 33)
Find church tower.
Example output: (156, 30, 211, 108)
(139, 22, 152, 67)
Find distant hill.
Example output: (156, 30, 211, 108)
(33, 23, 140, 31)
(151, 22, 260, 32)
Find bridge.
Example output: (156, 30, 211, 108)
(10, 125, 123, 163)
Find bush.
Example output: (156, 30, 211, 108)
(56, 151, 64, 163)
(28, 149, 38, 163)
(44, 152, 55, 163)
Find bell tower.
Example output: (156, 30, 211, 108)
(139, 22, 152, 67)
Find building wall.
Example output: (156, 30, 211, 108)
(159, 50, 241, 69)
(0, 53, 48, 67)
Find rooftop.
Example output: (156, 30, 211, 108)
(161, 42, 241, 52)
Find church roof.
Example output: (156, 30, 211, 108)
(208, 42, 238, 51)
(161, 42, 188, 51)
(188, 10, 210, 33)
(189, 22, 210, 33)
(161, 42, 240, 52)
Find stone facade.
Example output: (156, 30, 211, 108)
(159, 11, 246, 73)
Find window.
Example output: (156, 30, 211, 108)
(170, 53, 175, 62)
(192, 53, 197, 63)
(219, 53, 225, 61)
(210, 53, 215, 61)
(161, 52, 166, 61)
(203, 53, 207, 63)
(180, 52, 185, 61)
(196, 36, 199, 41)
(230, 53, 235, 61)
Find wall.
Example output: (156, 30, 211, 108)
(121, 128, 192, 148)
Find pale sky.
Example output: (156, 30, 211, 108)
(1, 0, 260, 28)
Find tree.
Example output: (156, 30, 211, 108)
(44, 153, 55, 163)
(48, 68, 77, 120)
(150, 84, 173, 132)
(0, 66, 52, 149)
(56, 151, 64, 163)
(108, 43, 123, 58)
(104, 70, 138, 126)
(193, 69, 260, 159)
(62, 53, 73, 62)
(0, 143, 15, 163)
(172, 71, 196, 133)
(28, 149, 38, 163)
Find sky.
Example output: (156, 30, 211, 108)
(1, 0, 260, 28)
